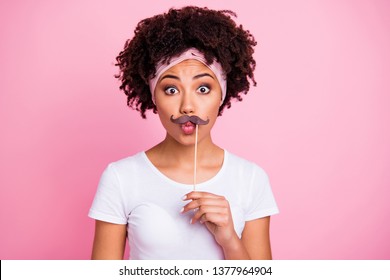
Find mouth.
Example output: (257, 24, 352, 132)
(180, 121, 196, 135)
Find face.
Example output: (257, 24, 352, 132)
(154, 59, 222, 146)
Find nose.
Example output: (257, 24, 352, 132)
(179, 91, 195, 115)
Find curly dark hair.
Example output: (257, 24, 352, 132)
(115, 6, 257, 118)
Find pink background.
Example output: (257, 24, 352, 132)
(1, 0, 389, 260)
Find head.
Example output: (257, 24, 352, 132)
(115, 6, 257, 118)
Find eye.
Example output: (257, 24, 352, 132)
(164, 86, 179, 95)
(197, 85, 210, 94)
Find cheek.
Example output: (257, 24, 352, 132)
(156, 109, 170, 129)
(158, 114, 173, 130)
(203, 106, 220, 132)
(207, 102, 221, 121)
(156, 100, 173, 120)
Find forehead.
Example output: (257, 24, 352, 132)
(162, 59, 216, 77)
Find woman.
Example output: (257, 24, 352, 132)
(89, 6, 278, 260)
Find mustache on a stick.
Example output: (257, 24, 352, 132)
(170, 115, 210, 125)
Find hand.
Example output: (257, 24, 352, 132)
(181, 191, 237, 248)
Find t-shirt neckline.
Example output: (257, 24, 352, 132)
(141, 149, 228, 188)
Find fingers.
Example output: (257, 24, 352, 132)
(182, 191, 224, 201)
(182, 191, 226, 202)
(181, 191, 227, 213)
(181, 191, 231, 226)
(182, 197, 228, 212)
(193, 208, 229, 226)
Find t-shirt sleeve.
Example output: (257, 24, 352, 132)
(88, 164, 128, 224)
(245, 165, 279, 221)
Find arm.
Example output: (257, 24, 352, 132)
(241, 216, 272, 259)
(219, 216, 272, 260)
(91, 220, 127, 260)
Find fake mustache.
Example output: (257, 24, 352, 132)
(170, 115, 210, 125)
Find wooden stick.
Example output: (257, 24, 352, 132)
(193, 124, 199, 191)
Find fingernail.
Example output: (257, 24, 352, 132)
(182, 195, 187, 200)
(180, 207, 184, 213)
(190, 218, 193, 224)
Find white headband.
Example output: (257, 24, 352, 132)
(148, 48, 227, 105)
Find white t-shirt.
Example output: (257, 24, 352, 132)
(88, 150, 279, 259)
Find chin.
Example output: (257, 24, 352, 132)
(175, 135, 197, 146)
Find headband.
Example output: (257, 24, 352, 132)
(148, 48, 227, 105)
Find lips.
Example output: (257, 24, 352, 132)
(181, 121, 196, 135)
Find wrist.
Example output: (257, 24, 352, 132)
(221, 234, 244, 254)
(222, 235, 250, 260)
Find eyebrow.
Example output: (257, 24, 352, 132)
(193, 73, 215, 80)
(159, 73, 215, 82)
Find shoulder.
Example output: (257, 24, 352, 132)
(98, 152, 149, 184)
(225, 150, 268, 179)
(107, 152, 146, 173)
(96, 152, 149, 200)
